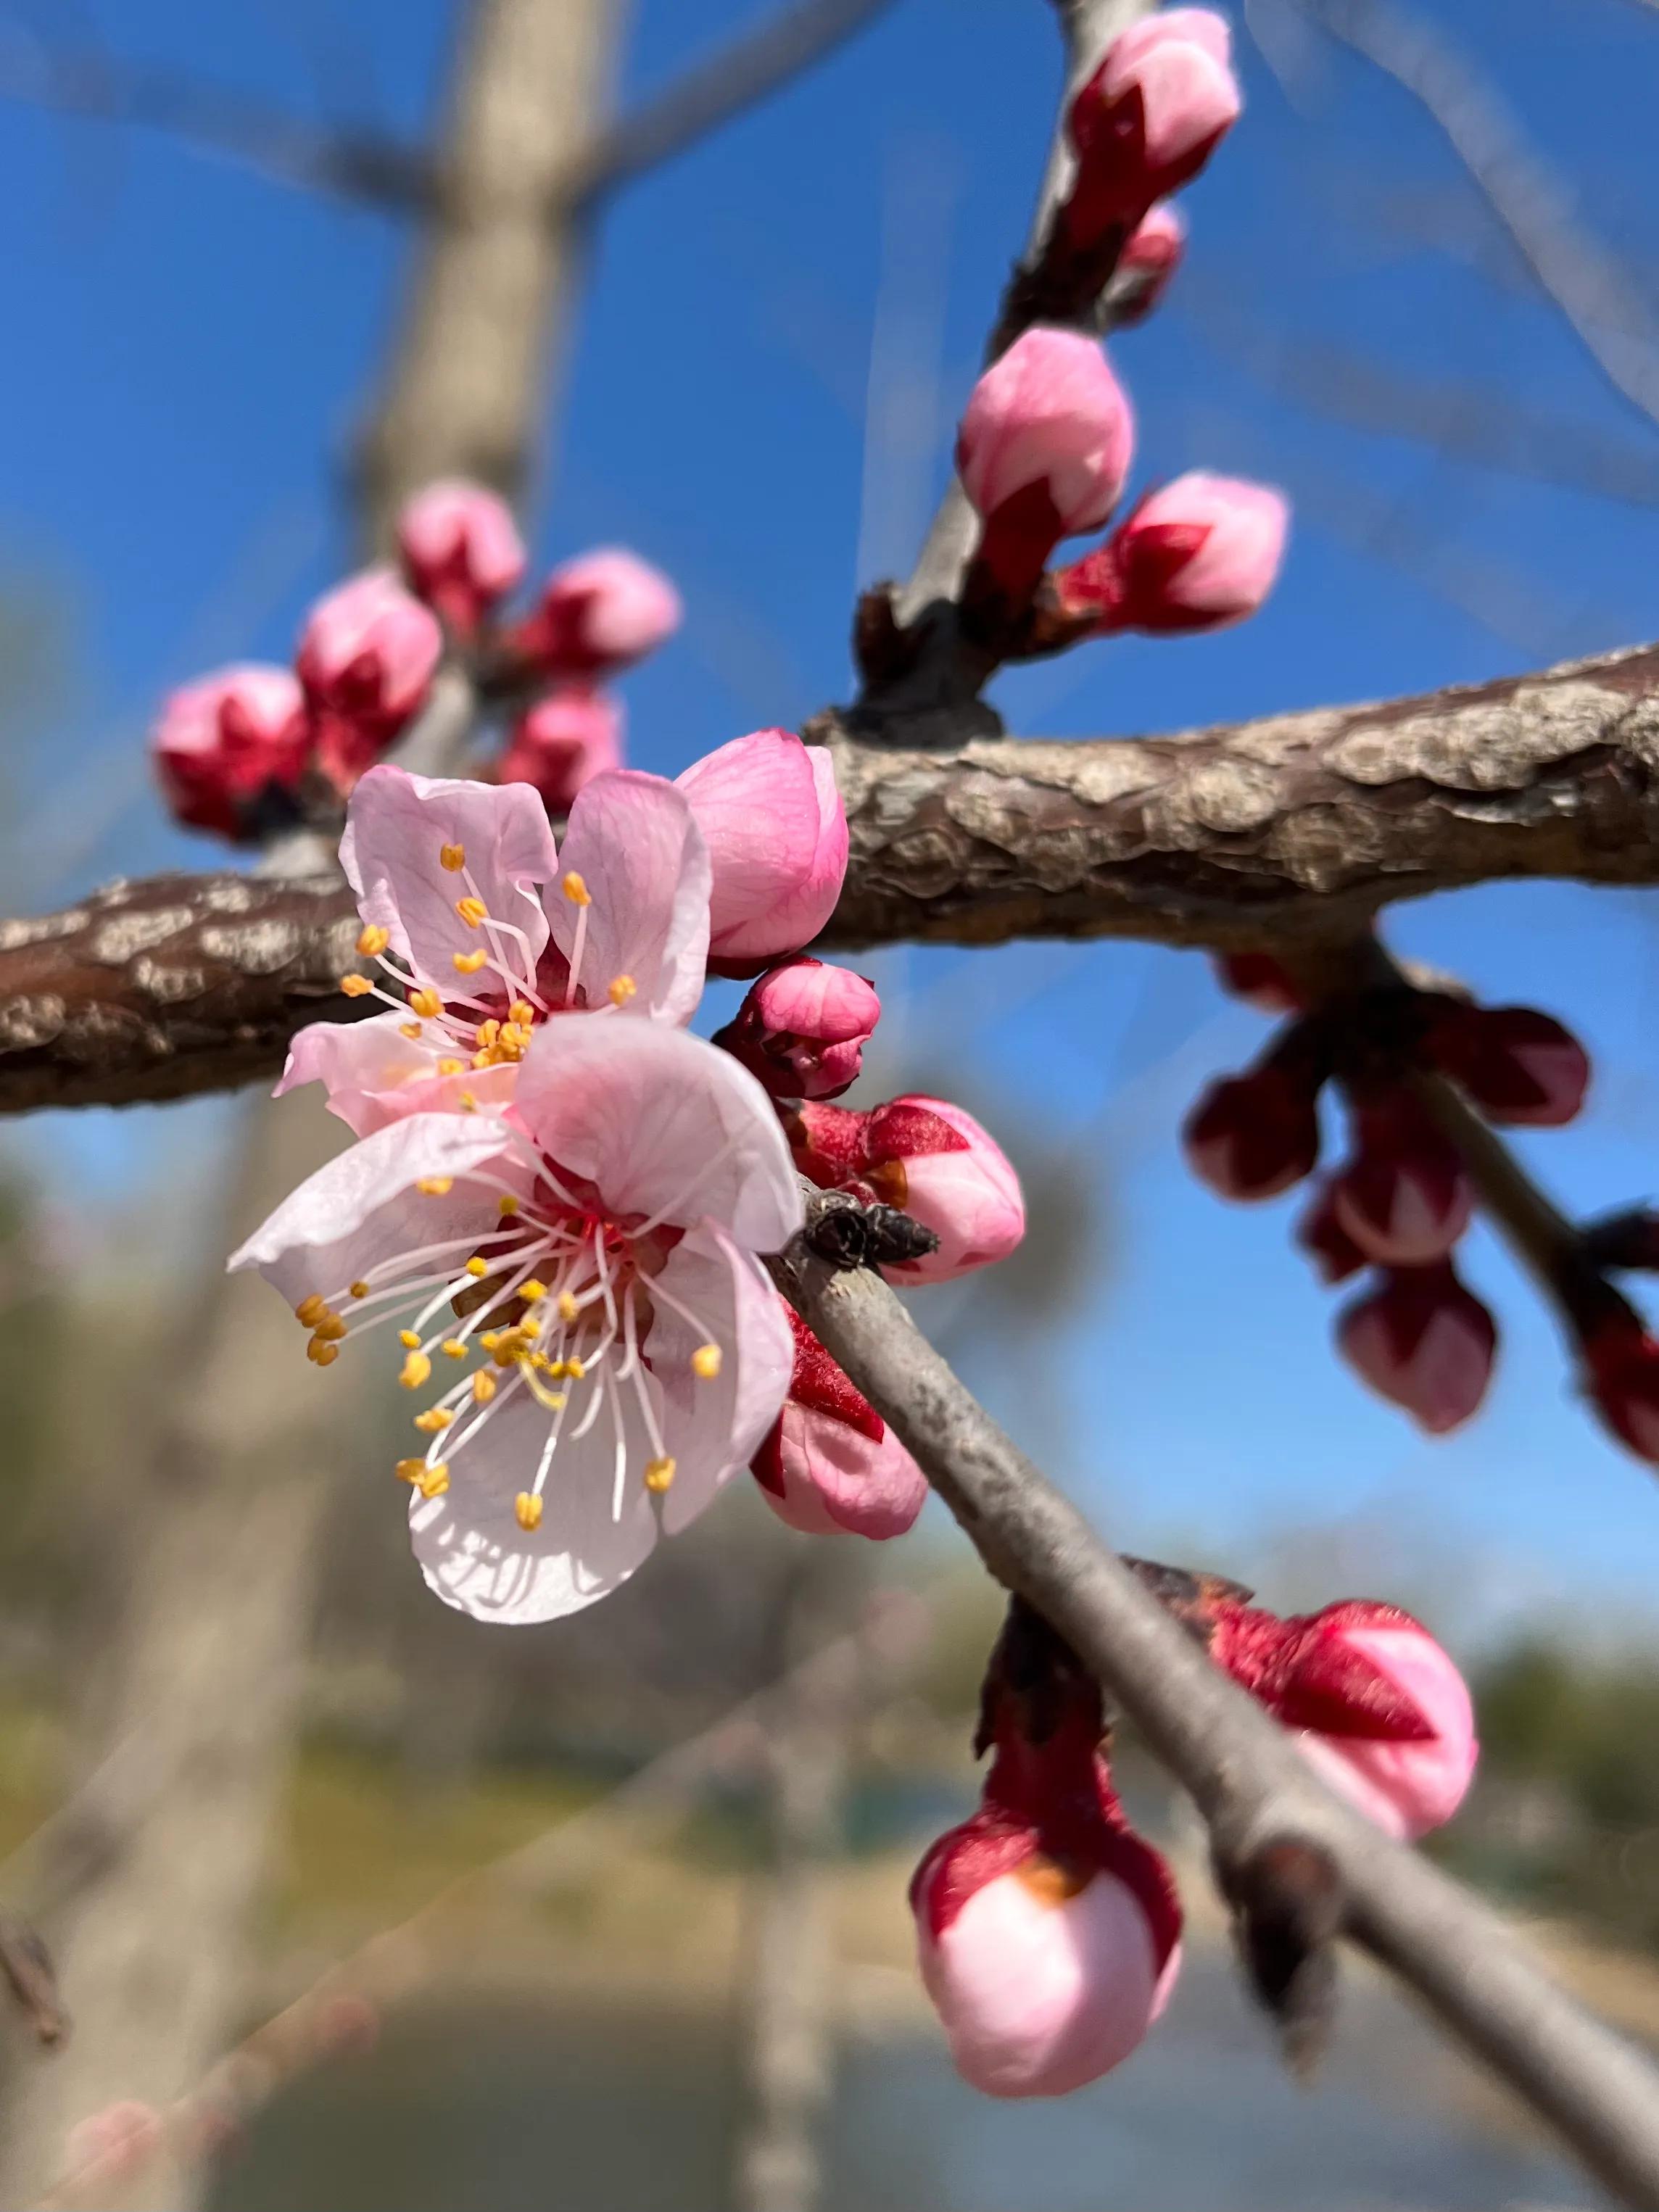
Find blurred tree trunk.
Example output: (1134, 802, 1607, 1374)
(0, 5, 623, 2205)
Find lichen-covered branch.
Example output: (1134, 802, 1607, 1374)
(2, 637, 1659, 1112)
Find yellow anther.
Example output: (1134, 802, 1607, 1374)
(418, 1465, 450, 1499)
(399, 1329, 421, 1349)
(529, 1351, 553, 1372)
(452, 948, 488, 975)
(514, 1492, 543, 1532)
(464, 1256, 489, 1280)
(498, 1193, 519, 1216)
(479, 1331, 501, 1352)
(519, 1280, 548, 1304)
(349, 1280, 371, 1301)
(459, 1092, 478, 1111)
(562, 871, 591, 907)
(339, 973, 373, 998)
(400, 1021, 424, 1040)
(471, 1370, 497, 1405)
(307, 1336, 340, 1367)
(565, 1356, 585, 1382)
(455, 896, 489, 928)
(439, 842, 466, 872)
(644, 1456, 677, 1494)
(356, 924, 390, 958)
(492, 1338, 524, 1370)
(441, 1338, 468, 1359)
(497, 1023, 528, 1057)
(399, 1351, 431, 1390)
(558, 1290, 581, 1324)
(295, 1293, 327, 1327)
(394, 1458, 426, 1484)
(312, 1310, 347, 1343)
(472, 1050, 495, 1069)
(415, 1176, 452, 1197)
(409, 987, 443, 1019)
(607, 974, 637, 1007)
(691, 1343, 722, 1380)
(414, 1407, 455, 1433)
(478, 1019, 501, 1050)
(436, 1058, 466, 1077)
(510, 1001, 536, 1027)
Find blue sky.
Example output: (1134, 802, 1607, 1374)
(3, 0, 1659, 1634)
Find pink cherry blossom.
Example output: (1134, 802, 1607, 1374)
(752, 1304, 926, 1539)
(497, 685, 624, 814)
(676, 729, 848, 966)
(1057, 473, 1288, 635)
(516, 547, 682, 679)
(297, 567, 444, 788)
(1064, 9, 1240, 239)
(151, 663, 308, 842)
(397, 479, 526, 635)
(278, 763, 709, 1135)
(956, 330, 1135, 597)
(232, 1019, 800, 1623)
(1337, 1263, 1497, 1434)
(715, 956, 880, 1101)
(789, 1098, 1025, 1285)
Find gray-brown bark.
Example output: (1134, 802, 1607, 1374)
(1, 636, 1657, 1114)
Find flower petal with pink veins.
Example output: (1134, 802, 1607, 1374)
(645, 1220, 794, 1536)
(410, 1367, 662, 1623)
(227, 1112, 524, 1309)
(278, 1014, 524, 1135)
(676, 731, 848, 962)
(511, 1020, 802, 1252)
(550, 771, 711, 1024)
(342, 765, 558, 986)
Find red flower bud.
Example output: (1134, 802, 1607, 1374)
(1295, 1181, 1366, 1285)
(1063, 9, 1240, 244)
(1581, 1319, 1659, 1465)
(714, 956, 880, 1102)
(1055, 473, 1288, 637)
(752, 1306, 926, 1539)
(150, 664, 308, 842)
(1425, 1004, 1589, 1128)
(787, 1097, 1026, 1283)
(1111, 202, 1186, 323)
(1329, 1106, 1470, 1267)
(1182, 1059, 1321, 1201)
(397, 479, 525, 637)
(1337, 1263, 1496, 1435)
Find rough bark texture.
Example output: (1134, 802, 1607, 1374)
(1, 638, 1657, 1114)
(771, 1224, 1659, 2212)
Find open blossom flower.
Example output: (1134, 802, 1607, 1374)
(676, 729, 848, 966)
(713, 956, 880, 1101)
(232, 1019, 800, 1623)
(912, 1636, 1181, 2097)
(787, 1098, 1025, 1284)
(297, 567, 444, 789)
(516, 548, 682, 679)
(1056, 473, 1288, 636)
(278, 763, 709, 1136)
(752, 1304, 927, 1539)
(497, 685, 624, 814)
(397, 479, 526, 636)
(1064, 9, 1240, 240)
(1211, 1597, 1477, 1841)
(956, 329, 1135, 599)
(151, 663, 308, 841)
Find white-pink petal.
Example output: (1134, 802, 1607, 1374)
(550, 771, 711, 1026)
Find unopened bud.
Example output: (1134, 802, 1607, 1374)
(714, 956, 880, 1101)
(397, 479, 525, 636)
(1337, 1262, 1496, 1434)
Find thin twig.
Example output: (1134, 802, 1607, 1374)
(771, 1225, 1659, 2211)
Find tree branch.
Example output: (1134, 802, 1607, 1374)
(5, 636, 1659, 1110)
(770, 1222, 1659, 2211)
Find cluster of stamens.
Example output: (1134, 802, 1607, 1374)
(334, 842, 638, 1103)
(291, 1164, 724, 1541)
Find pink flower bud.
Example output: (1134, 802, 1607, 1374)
(1057, 473, 1288, 636)
(1183, 1060, 1321, 1201)
(911, 1673, 1180, 2099)
(1337, 1263, 1496, 1434)
(1112, 202, 1186, 323)
(752, 1305, 927, 1538)
(677, 729, 848, 966)
(1330, 1109, 1471, 1267)
(715, 956, 880, 1101)
(397, 479, 525, 635)
(790, 1098, 1025, 1284)
(497, 684, 624, 813)
(1295, 1181, 1366, 1285)
(1065, 9, 1241, 241)
(151, 664, 309, 841)
(1212, 1597, 1478, 1840)
(1583, 1321, 1659, 1464)
(1426, 1004, 1590, 1128)
(956, 329, 1135, 599)
(516, 547, 681, 679)
(297, 567, 443, 788)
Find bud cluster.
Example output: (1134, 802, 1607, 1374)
(152, 480, 682, 842)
